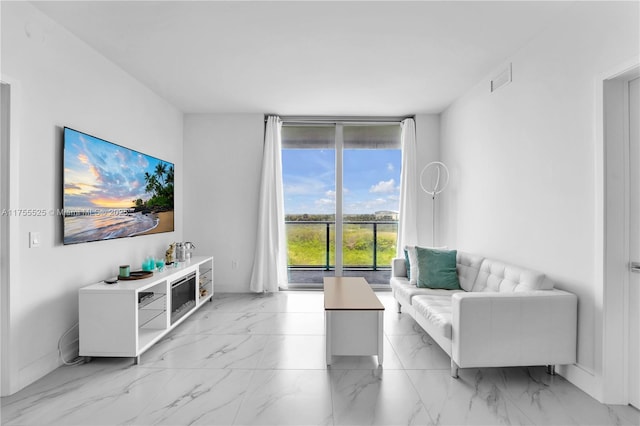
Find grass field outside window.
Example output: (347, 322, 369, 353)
(286, 220, 397, 270)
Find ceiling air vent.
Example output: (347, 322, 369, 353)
(491, 63, 512, 93)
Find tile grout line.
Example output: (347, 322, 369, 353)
(229, 369, 258, 426)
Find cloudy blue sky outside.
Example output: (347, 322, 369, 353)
(282, 149, 401, 215)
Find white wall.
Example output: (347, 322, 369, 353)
(439, 1, 639, 401)
(183, 114, 264, 293)
(1, 2, 183, 394)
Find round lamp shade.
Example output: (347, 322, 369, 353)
(420, 161, 449, 196)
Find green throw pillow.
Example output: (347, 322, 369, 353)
(416, 247, 461, 290)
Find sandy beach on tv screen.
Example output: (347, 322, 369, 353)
(140, 211, 174, 235)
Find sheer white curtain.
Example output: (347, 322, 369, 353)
(396, 117, 418, 257)
(249, 116, 287, 292)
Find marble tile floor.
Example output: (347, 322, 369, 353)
(2, 291, 639, 426)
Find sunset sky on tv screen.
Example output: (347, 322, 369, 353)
(64, 128, 169, 209)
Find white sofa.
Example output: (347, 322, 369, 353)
(391, 251, 577, 377)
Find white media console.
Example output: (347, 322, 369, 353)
(79, 255, 214, 363)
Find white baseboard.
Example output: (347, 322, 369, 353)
(558, 363, 602, 403)
(17, 349, 62, 394)
(13, 340, 80, 396)
(214, 283, 250, 293)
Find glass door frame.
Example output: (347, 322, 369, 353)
(281, 116, 407, 284)
(335, 123, 344, 276)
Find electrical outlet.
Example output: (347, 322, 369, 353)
(231, 260, 238, 270)
(29, 231, 41, 248)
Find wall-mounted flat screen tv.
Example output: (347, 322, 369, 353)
(63, 127, 174, 245)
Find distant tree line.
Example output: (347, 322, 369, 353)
(286, 214, 395, 222)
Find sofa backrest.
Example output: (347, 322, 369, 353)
(471, 258, 554, 292)
(456, 252, 484, 292)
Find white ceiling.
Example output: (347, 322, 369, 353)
(32, 1, 575, 115)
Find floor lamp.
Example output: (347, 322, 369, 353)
(419, 161, 449, 247)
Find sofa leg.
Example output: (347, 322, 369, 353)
(546, 365, 556, 376)
(396, 301, 402, 314)
(450, 360, 459, 378)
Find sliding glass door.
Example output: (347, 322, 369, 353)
(282, 121, 401, 286)
(282, 125, 336, 285)
(342, 125, 401, 280)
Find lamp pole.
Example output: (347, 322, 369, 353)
(419, 162, 449, 247)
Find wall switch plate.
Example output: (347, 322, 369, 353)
(29, 231, 41, 248)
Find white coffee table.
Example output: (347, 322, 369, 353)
(324, 277, 385, 365)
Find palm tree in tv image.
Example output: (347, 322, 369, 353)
(142, 162, 174, 211)
(154, 162, 167, 186)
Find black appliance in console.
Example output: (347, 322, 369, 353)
(170, 272, 196, 324)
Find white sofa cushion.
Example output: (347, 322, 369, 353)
(392, 279, 464, 306)
(472, 259, 553, 292)
(456, 252, 484, 292)
(412, 294, 459, 339)
(390, 276, 409, 292)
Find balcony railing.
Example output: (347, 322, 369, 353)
(285, 220, 398, 271)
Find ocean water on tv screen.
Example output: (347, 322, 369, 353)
(63, 209, 159, 244)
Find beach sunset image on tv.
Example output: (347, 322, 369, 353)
(63, 127, 174, 244)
